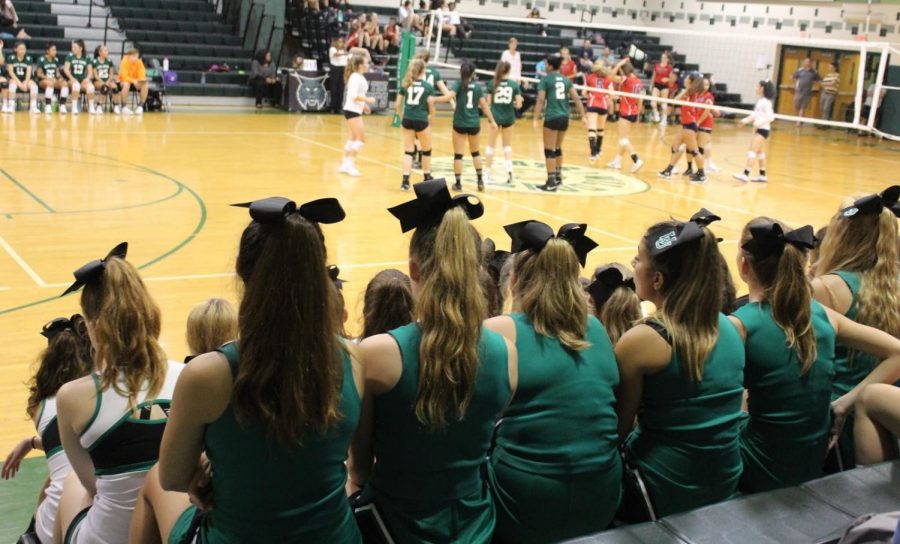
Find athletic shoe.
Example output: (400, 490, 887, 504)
(681, 167, 694, 177)
(412, 159, 422, 170)
(556, 172, 563, 185)
(630, 159, 644, 173)
(705, 160, 720, 173)
(114, 105, 121, 114)
(95, 106, 104, 115)
(507, 172, 514, 184)
(123, 107, 133, 115)
(44, 105, 52, 114)
(690, 172, 707, 184)
(59, 104, 67, 114)
(589, 154, 598, 164)
(452, 181, 462, 191)
(483, 170, 492, 184)
(751, 175, 768, 183)
(659, 118, 667, 127)
(401, 179, 410, 191)
(607, 158, 621, 170)
(0, 102, 9, 114)
(477, 179, 484, 192)
(538, 180, 559, 192)
(423, 173, 433, 181)
(658, 169, 672, 179)
(73, 103, 80, 115)
(733, 173, 750, 183)
(652, 111, 660, 123)
(135, 106, 143, 115)
(30, 104, 41, 114)
(338, 161, 351, 174)
(346, 166, 361, 177)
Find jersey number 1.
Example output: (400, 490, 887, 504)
(466, 90, 474, 109)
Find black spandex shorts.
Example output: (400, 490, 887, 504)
(343, 110, 361, 119)
(653, 82, 669, 91)
(699, 127, 712, 134)
(402, 118, 429, 132)
(682, 123, 698, 132)
(497, 121, 514, 129)
(586, 106, 608, 115)
(543, 116, 569, 131)
(621, 114, 638, 123)
(453, 125, 480, 136)
(755, 128, 770, 139)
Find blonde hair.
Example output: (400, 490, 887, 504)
(186, 298, 238, 355)
(403, 58, 425, 89)
(591, 264, 641, 345)
(591, 60, 607, 75)
(410, 207, 487, 428)
(512, 239, 590, 351)
(344, 52, 367, 84)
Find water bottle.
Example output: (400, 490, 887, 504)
(163, 57, 169, 72)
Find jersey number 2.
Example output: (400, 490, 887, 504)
(555, 81, 566, 100)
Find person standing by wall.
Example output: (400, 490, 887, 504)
(819, 63, 840, 124)
(328, 37, 348, 114)
(501, 37, 533, 117)
(792, 58, 819, 126)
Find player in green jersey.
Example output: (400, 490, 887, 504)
(63, 39, 95, 115)
(412, 50, 453, 169)
(532, 55, 586, 192)
(449, 61, 496, 193)
(36, 43, 68, 114)
(5, 41, 39, 113)
(484, 61, 523, 184)
(0, 42, 8, 113)
(91, 45, 120, 114)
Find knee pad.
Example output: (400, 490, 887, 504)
(747, 151, 757, 160)
(72, 81, 81, 93)
(345, 140, 355, 151)
(352, 140, 364, 151)
(678, 143, 687, 152)
(29, 81, 38, 92)
(60, 87, 69, 98)
(619, 138, 630, 147)
(597, 129, 604, 135)
(671, 147, 678, 155)
(698, 147, 705, 156)
(405, 150, 416, 158)
(44, 86, 54, 98)
(555, 148, 561, 157)
(757, 153, 765, 160)
(84, 82, 94, 94)
(101, 84, 110, 95)
(9, 83, 17, 94)
(544, 148, 556, 159)
(454, 153, 464, 161)
(588, 130, 597, 137)
(0, 81, 7, 90)
(485, 146, 494, 155)
(421, 149, 432, 157)
(689, 149, 700, 157)
(471, 151, 480, 158)
(503, 146, 512, 154)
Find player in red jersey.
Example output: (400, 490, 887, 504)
(693, 77, 720, 173)
(583, 60, 614, 163)
(607, 59, 644, 173)
(559, 47, 579, 83)
(651, 53, 674, 126)
(658, 73, 706, 183)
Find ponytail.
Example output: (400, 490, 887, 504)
(410, 207, 486, 429)
(512, 239, 589, 351)
(460, 61, 475, 91)
(403, 58, 425, 90)
(590, 264, 641, 345)
(493, 61, 510, 94)
(345, 52, 366, 85)
(27, 315, 92, 417)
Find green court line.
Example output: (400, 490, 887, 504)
(2, 185, 184, 217)
(0, 167, 55, 213)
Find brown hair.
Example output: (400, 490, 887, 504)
(410, 207, 487, 428)
(362, 269, 415, 339)
(512, 239, 590, 351)
(493, 60, 510, 93)
(233, 214, 344, 445)
(590, 264, 641, 345)
(186, 298, 238, 356)
(741, 217, 817, 373)
(27, 316, 92, 418)
(403, 58, 426, 89)
(81, 258, 167, 409)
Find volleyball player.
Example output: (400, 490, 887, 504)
(91, 45, 118, 114)
(450, 61, 497, 192)
(693, 77, 719, 173)
(340, 53, 375, 177)
(63, 39, 94, 115)
(2, 316, 92, 544)
(0, 52, 8, 113)
(658, 73, 706, 183)
(583, 60, 614, 163)
(532, 55, 587, 192)
(5, 41, 39, 113)
(588, 264, 640, 345)
(607, 59, 644, 173)
(36, 43, 67, 114)
(484, 61, 522, 184)
(651, 53, 673, 126)
(412, 50, 453, 169)
(397, 59, 452, 191)
(734, 80, 775, 183)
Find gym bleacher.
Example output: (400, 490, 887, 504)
(8, 0, 66, 58)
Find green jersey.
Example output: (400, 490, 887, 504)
(66, 53, 90, 81)
(424, 66, 442, 90)
(538, 73, 572, 121)
(452, 80, 484, 129)
(92, 57, 114, 81)
(7, 54, 33, 80)
(487, 78, 521, 126)
(37, 55, 60, 79)
(400, 79, 436, 123)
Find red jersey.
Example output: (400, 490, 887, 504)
(680, 92, 696, 125)
(697, 91, 715, 128)
(653, 63, 673, 85)
(586, 73, 614, 110)
(619, 75, 642, 116)
(345, 32, 360, 49)
(560, 59, 577, 80)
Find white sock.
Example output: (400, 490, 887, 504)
(504, 146, 513, 171)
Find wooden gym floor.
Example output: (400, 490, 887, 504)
(0, 108, 896, 463)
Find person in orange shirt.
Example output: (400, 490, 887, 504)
(117, 47, 148, 115)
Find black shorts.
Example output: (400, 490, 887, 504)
(453, 125, 480, 136)
(402, 118, 429, 132)
(682, 123, 698, 132)
(497, 121, 515, 129)
(343, 110, 361, 119)
(653, 82, 669, 91)
(699, 127, 712, 134)
(543, 116, 569, 131)
(755, 128, 770, 139)
(620, 114, 638, 124)
(586, 106, 608, 115)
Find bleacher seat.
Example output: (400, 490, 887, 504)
(563, 521, 687, 543)
(802, 461, 900, 518)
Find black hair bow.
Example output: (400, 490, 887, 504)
(61, 242, 128, 296)
(41, 315, 81, 341)
(647, 209, 720, 257)
(839, 185, 900, 219)
(504, 220, 598, 267)
(388, 179, 484, 233)
(328, 265, 347, 290)
(742, 223, 816, 261)
(588, 266, 635, 309)
(231, 196, 346, 224)
(482, 238, 511, 281)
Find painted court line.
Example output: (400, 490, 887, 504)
(0, 167, 55, 213)
(0, 234, 47, 286)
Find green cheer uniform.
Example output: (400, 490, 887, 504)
(92, 57, 114, 82)
(452, 80, 484, 131)
(7, 54, 33, 80)
(489, 314, 622, 543)
(486, 79, 521, 127)
(625, 314, 745, 518)
(37, 56, 60, 79)
(65, 53, 90, 82)
(537, 72, 572, 121)
(424, 66, 442, 90)
(168, 342, 362, 544)
(400, 79, 436, 123)
(734, 301, 836, 493)
(369, 323, 510, 544)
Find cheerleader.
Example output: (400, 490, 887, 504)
(396, 58, 452, 191)
(658, 73, 706, 184)
(583, 60, 613, 163)
(734, 80, 775, 183)
(339, 53, 375, 177)
(484, 61, 523, 184)
(449, 61, 497, 192)
(651, 53, 674, 126)
(607, 59, 644, 173)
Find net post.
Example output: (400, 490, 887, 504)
(394, 32, 416, 128)
(853, 44, 867, 127)
(424, 11, 434, 51)
(868, 44, 889, 129)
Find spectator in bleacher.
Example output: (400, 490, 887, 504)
(345, 20, 361, 49)
(328, 37, 348, 113)
(792, 57, 819, 126)
(384, 16, 401, 49)
(448, 3, 472, 39)
(249, 49, 281, 109)
(118, 47, 149, 115)
(534, 55, 548, 79)
(527, 7, 546, 37)
(363, 13, 385, 53)
(399, 0, 423, 33)
(559, 47, 580, 85)
(599, 46, 617, 66)
(291, 52, 305, 70)
(0, 0, 28, 39)
(577, 38, 595, 72)
(435, 0, 457, 38)
(819, 62, 839, 123)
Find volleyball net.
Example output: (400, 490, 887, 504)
(416, 11, 897, 140)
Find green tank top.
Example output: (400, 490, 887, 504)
(487, 79, 521, 126)
(831, 270, 878, 399)
(626, 314, 745, 517)
(494, 314, 620, 474)
(401, 79, 436, 123)
(452, 80, 484, 128)
(200, 342, 362, 543)
(734, 301, 836, 492)
(66, 53, 90, 81)
(538, 73, 572, 121)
